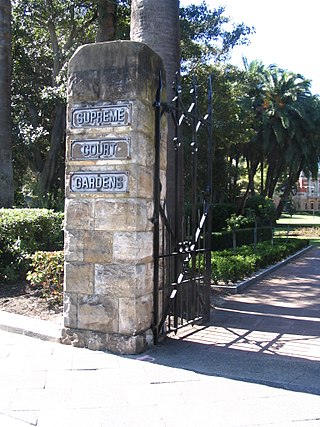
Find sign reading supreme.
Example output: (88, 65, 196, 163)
(71, 103, 131, 128)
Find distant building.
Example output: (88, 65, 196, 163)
(293, 171, 320, 212)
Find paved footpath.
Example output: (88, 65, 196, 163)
(1, 247, 320, 426)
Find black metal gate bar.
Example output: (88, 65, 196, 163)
(152, 72, 162, 345)
(153, 72, 213, 343)
(204, 75, 214, 312)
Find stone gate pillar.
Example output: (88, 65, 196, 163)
(62, 41, 166, 354)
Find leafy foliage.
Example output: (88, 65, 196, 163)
(211, 203, 237, 231)
(225, 213, 249, 230)
(11, 0, 130, 206)
(210, 238, 308, 284)
(8, 0, 320, 219)
(211, 226, 273, 251)
(26, 250, 64, 307)
(245, 195, 277, 223)
(0, 208, 64, 281)
(180, 2, 254, 71)
(237, 61, 320, 216)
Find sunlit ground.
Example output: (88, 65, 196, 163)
(277, 213, 320, 226)
(170, 253, 320, 362)
(171, 318, 320, 362)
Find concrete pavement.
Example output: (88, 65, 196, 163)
(1, 247, 320, 426)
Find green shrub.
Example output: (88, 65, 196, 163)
(0, 208, 64, 282)
(211, 226, 273, 250)
(26, 251, 64, 307)
(226, 214, 250, 231)
(211, 253, 256, 284)
(245, 195, 277, 225)
(211, 203, 238, 231)
(210, 238, 308, 284)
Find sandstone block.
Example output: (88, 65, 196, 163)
(123, 163, 153, 199)
(94, 262, 153, 298)
(119, 294, 153, 335)
(64, 262, 94, 294)
(78, 294, 119, 332)
(65, 199, 94, 230)
(63, 292, 78, 328)
(107, 332, 147, 355)
(64, 40, 166, 354)
(64, 229, 84, 262)
(94, 198, 153, 232)
(113, 231, 153, 263)
(83, 230, 113, 263)
(68, 41, 164, 104)
(61, 328, 108, 351)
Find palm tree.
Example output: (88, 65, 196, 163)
(238, 60, 320, 217)
(237, 59, 267, 212)
(96, 0, 117, 42)
(0, 0, 14, 207)
(130, 0, 180, 94)
(130, 0, 180, 220)
(244, 61, 319, 213)
(260, 67, 317, 197)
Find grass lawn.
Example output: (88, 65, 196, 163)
(275, 213, 320, 246)
(309, 238, 320, 245)
(277, 213, 320, 226)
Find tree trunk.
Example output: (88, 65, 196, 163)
(266, 160, 285, 199)
(96, 0, 117, 42)
(130, 0, 180, 224)
(37, 104, 66, 196)
(275, 165, 302, 218)
(0, 0, 14, 207)
(237, 157, 259, 214)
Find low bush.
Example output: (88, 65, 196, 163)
(211, 203, 238, 231)
(0, 208, 64, 282)
(211, 226, 273, 251)
(210, 238, 308, 285)
(26, 251, 64, 307)
(211, 254, 256, 284)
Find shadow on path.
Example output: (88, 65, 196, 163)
(144, 247, 320, 396)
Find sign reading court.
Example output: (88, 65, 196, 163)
(71, 138, 130, 160)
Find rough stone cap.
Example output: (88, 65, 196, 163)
(68, 40, 166, 103)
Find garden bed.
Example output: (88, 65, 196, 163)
(211, 244, 312, 294)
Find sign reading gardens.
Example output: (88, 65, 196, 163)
(70, 172, 129, 193)
(70, 102, 131, 193)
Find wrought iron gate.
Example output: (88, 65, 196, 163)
(153, 72, 214, 344)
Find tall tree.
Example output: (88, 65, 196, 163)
(96, 0, 117, 42)
(12, 0, 131, 207)
(130, 0, 180, 222)
(12, 0, 98, 205)
(237, 60, 320, 217)
(0, 0, 14, 207)
(180, 2, 253, 72)
(260, 66, 320, 216)
(130, 0, 180, 97)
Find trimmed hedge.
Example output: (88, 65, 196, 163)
(210, 238, 308, 285)
(211, 226, 273, 251)
(0, 208, 64, 282)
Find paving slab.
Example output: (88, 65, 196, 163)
(0, 247, 320, 425)
(146, 247, 320, 395)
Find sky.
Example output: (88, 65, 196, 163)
(180, 0, 320, 95)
